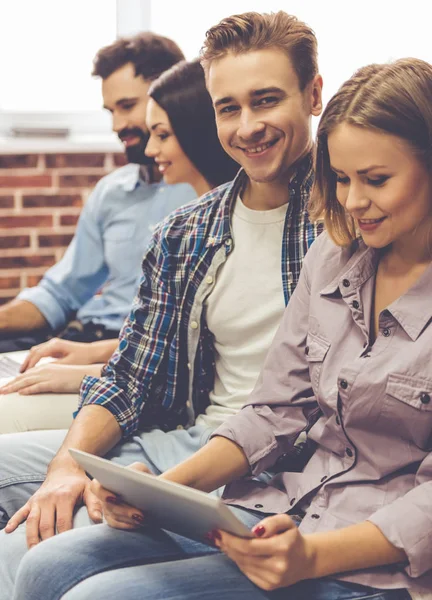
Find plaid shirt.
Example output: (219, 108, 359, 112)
(79, 153, 323, 436)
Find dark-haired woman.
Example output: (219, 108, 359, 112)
(145, 59, 238, 195)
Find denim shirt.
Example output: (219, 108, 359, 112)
(79, 154, 322, 434)
(18, 164, 195, 331)
(215, 231, 432, 593)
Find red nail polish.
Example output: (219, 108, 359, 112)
(106, 496, 119, 504)
(204, 531, 215, 546)
(212, 529, 221, 540)
(253, 525, 266, 537)
(132, 514, 144, 523)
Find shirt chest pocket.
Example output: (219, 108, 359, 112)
(305, 333, 330, 394)
(383, 372, 432, 451)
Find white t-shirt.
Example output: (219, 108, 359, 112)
(195, 195, 287, 429)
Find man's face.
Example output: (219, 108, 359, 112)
(102, 62, 153, 164)
(207, 49, 322, 184)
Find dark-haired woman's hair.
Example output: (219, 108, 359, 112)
(148, 60, 239, 188)
(92, 32, 184, 81)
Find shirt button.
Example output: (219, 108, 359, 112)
(187, 363, 191, 370)
(339, 379, 348, 390)
(206, 275, 213, 284)
(190, 321, 198, 329)
(254, 504, 263, 509)
(186, 401, 191, 408)
(335, 415, 341, 425)
(320, 476, 327, 482)
(346, 447, 354, 458)
(226, 238, 232, 246)
(290, 498, 296, 506)
(382, 327, 390, 337)
(342, 279, 350, 288)
(176, 425, 184, 430)
(352, 300, 360, 309)
(420, 392, 431, 405)
(311, 513, 320, 519)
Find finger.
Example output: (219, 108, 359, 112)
(103, 512, 141, 530)
(252, 514, 295, 539)
(25, 505, 43, 548)
(218, 530, 282, 558)
(0, 374, 32, 394)
(19, 382, 52, 396)
(5, 504, 31, 533)
(53, 495, 76, 535)
(22, 346, 48, 371)
(89, 479, 119, 503)
(83, 488, 103, 523)
(127, 462, 153, 475)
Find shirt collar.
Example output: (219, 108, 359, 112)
(321, 240, 432, 341)
(119, 163, 146, 192)
(206, 150, 314, 248)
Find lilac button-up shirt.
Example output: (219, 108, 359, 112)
(215, 232, 432, 593)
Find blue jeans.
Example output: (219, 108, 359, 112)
(12, 508, 410, 600)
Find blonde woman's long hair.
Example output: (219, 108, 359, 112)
(310, 58, 432, 246)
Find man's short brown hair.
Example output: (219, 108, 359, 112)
(200, 11, 318, 90)
(92, 32, 184, 81)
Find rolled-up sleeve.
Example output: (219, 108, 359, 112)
(368, 453, 432, 578)
(213, 239, 320, 473)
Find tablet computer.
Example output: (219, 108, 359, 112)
(69, 448, 253, 542)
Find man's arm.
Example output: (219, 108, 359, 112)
(0, 299, 48, 333)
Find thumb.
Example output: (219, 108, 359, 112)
(127, 462, 154, 475)
(252, 513, 295, 539)
(84, 486, 104, 523)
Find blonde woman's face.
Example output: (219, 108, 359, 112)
(328, 123, 432, 249)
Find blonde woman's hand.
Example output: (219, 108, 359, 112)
(0, 363, 103, 395)
(90, 463, 154, 530)
(213, 514, 315, 591)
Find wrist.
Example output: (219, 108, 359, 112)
(48, 452, 84, 476)
(302, 534, 320, 580)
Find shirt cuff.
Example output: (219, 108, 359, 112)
(77, 375, 139, 438)
(18, 287, 66, 330)
(211, 405, 282, 475)
(368, 487, 432, 578)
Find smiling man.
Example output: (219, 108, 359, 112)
(0, 32, 194, 352)
(0, 12, 323, 597)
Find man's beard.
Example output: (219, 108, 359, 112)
(118, 127, 154, 165)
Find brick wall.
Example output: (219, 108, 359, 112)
(0, 152, 126, 305)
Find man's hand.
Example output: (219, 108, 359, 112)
(4, 467, 103, 549)
(90, 462, 153, 530)
(20, 338, 96, 372)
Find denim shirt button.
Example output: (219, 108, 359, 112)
(342, 279, 350, 288)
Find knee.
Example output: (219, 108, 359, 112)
(14, 537, 77, 600)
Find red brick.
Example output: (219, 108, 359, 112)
(59, 174, 104, 187)
(60, 214, 80, 226)
(23, 194, 82, 208)
(113, 153, 127, 167)
(45, 153, 105, 168)
(0, 175, 52, 188)
(0, 276, 20, 290)
(0, 235, 31, 249)
(39, 233, 74, 248)
(0, 155, 38, 169)
(0, 255, 56, 269)
(26, 274, 44, 287)
(0, 196, 14, 208)
(0, 215, 53, 228)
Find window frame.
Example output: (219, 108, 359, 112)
(0, 0, 151, 138)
